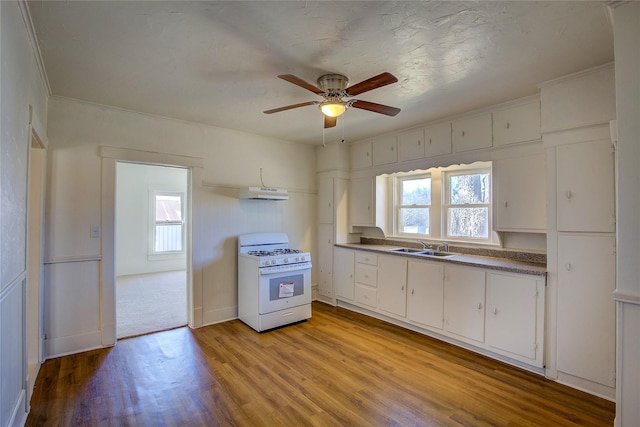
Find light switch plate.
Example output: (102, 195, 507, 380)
(91, 225, 101, 238)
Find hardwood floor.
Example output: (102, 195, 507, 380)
(27, 302, 615, 426)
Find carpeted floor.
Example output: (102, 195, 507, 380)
(116, 270, 187, 339)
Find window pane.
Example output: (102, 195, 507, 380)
(447, 207, 488, 238)
(399, 208, 429, 234)
(450, 173, 490, 204)
(401, 178, 431, 205)
(155, 224, 183, 252)
(155, 195, 182, 222)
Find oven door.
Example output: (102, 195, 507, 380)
(258, 265, 311, 314)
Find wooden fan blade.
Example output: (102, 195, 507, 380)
(264, 101, 318, 114)
(324, 115, 337, 128)
(346, 72, 398, 96)
(351, 100, 401, 116)
(278, 75, 325, 95)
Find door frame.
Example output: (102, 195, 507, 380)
(99, 146, 203, 346)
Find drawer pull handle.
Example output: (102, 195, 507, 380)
(476, 303, 482, 310)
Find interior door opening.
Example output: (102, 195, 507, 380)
(115, 162, 189, 339)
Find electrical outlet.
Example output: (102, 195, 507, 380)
(91, 225, 101, 238)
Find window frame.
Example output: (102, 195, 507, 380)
(442, 165, 493, 243)
(393, 172, 432, 238)
(151, 190, 185, 255)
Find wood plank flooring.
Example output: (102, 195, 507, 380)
(26, 302, 615, 426)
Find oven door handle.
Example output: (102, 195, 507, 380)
(259, 262, 312, 275)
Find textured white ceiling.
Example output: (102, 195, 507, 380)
(27, 1, 613, 145)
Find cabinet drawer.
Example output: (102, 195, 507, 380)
(355, 283, 377, 308)
(355, 252, 378, 266)
(355, 265, 377, 287)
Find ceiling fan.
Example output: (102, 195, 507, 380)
(264, 72, 401, 128)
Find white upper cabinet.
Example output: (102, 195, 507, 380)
(318, 177, 334, 224)
(452, 112, 493, 153)
(424, 121, 452, 157)
(493, 100, 541, 146)
(351, 141, 372, 170)
(349, 176, 375, 226)
(494, 153, 547, 232)
(372, 135, 398, 165)
(397, 128, 425, 162)
(556, 140, 615, 232)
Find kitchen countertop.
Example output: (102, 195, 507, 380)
(335, 243, 547, 277)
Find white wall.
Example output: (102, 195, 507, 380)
(44, 97, 317, 357)
(116, 162, 187, 276)
(0, 1, 49, 426)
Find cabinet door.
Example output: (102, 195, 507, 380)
(444, 265, 486, 342)
(334, 248, 354, 301)
(372, 135, 398, 165)
(493, 101, 541, 146)
(452, 113, 492, 153)
(316, 224, 334, 299)
(486, 273, 543, 366)
(398, 128, 425, 162)
(407, 260, 444, 329)
(349, 176, 374, 226)
(377, 255, 408, 318)
(351, 141, 372, 170)
(556, 140, 615, 232)
(557, 234, 616, 387)
(495, 154, 546, 232)
(424, 121, 452, 157)
(318, 177, 334, 224)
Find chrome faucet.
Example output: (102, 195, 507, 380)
(418, 240, 428, 250)
(437, 242, 449, 252)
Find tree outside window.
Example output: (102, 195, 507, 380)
(445, 170, 491, 239)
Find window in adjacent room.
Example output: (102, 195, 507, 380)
(443, 166, 491, 240)
(153, 192, 184, 253)
(395, 174, 432, 236)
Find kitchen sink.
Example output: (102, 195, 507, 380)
(420, 251, 456, 257)
(390, 248, 424, 253)
(390, 248, 457, 257)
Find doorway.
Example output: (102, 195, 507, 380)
(115, 162, 188, 338)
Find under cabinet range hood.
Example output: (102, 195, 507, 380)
(239, 186, 288, 200)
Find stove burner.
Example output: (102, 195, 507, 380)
(247, 248, 303, 257)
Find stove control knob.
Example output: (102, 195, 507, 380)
(262, 260, 269, 266)
(284, 258, 289, 263)
(295, 257, 300, 262)
(271, 260, 276, 265)
(301, 256, 306, 261)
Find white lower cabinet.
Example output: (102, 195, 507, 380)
(333, 247, 354, 301)
(316, 224, 334, 300)
(354, 252, 378, 308)
(341, 249, 546, 372)
(557, 234, 616, 388)
(407, 260, 444, 329)
(486, 272, 545, 367)
(443, 265, 486, 343)
(377, 255, 407, 318)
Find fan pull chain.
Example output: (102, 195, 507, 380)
(322, 122, 326, 148)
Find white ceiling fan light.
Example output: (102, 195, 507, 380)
(317, 74, 350, 117)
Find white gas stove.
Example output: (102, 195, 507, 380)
(238, 233, 312, 331)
